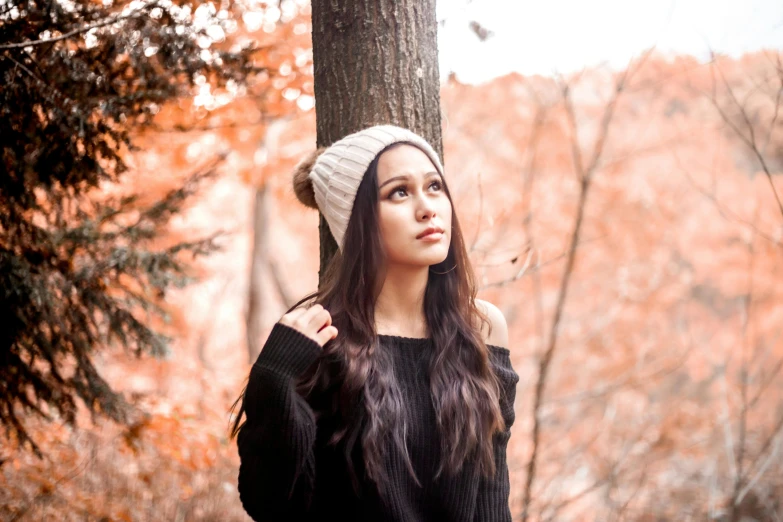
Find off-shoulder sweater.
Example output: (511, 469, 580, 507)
(236, 323, 519, 522)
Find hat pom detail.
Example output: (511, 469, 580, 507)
(292, 147, 325, 209)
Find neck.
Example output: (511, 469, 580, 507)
(374, 263, 430, 337)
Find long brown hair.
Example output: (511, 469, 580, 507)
(230, 141, 506, 496)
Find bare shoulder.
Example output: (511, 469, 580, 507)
(475, 298, 509, 348)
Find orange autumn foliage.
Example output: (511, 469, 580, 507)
(2, 18, 782, 522)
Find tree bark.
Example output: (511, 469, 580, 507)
(311, 0, 443, 281)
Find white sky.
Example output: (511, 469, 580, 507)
(436, 0, 783, 83)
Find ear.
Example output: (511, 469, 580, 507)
(476, 299, 509, 348)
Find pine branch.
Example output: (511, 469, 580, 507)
(0, 2, 159, 51)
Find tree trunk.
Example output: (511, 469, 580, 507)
(268, 255, 296, 310)
(311, 0, 443, 281)
(246, 182, 270, 363)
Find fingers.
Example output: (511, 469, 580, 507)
(316, 325, 338, 345)
(316, 309, 332, 332)
(285, 305, 310, 321)
(279, 303, 337, 347)
(297, 304, 328, 328)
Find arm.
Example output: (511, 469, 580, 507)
(236, 322, 323, 521)
(474, 345, 519, 522)
(474, 299, 519, 521)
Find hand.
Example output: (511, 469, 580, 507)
(278, 304, 338, 348)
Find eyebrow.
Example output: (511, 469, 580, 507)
(378, 171, 442, 190)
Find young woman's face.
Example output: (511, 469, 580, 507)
(376, 144, 452, 268)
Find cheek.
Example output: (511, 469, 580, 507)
(378, 209, 406, 248)
(439, 198, 453, 228)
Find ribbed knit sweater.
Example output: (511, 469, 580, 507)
(236, 323, 520, 522)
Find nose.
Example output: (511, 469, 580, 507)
(416, 198, 436, 221)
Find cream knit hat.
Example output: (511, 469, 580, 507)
(292, 125, 445, 251)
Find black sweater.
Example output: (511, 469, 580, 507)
(236, 323, 519, 521)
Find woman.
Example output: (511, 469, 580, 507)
(230, 125, 519, 521)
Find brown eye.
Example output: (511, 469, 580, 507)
(388, 186, 407, 200)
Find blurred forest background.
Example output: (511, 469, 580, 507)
(1, 0, 783, 521)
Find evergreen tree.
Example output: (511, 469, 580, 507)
(0, 0, 252, 454)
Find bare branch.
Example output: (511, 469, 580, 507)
(469, 170, 484, 252)
(737, 428, 782, 507)
(545, 334, 694, 406)
(673, 150, 780, 244)
(729, 223, 758, 522)
(742, 414, 783, 490)
(519, 50, 657, 521)
(478, 234, 607, 290)
(703, 53, 783, 220)
(0, 2, 159, 51)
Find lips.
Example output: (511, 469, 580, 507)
(417, 226, 444, 239)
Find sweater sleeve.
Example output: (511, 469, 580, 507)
(474, 345, 520, 522)
(236, 323, 323, 522)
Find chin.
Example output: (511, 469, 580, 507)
(421, 248, 450, 266)
(387, 242, 450, 267)
(388, 253, 447, 268)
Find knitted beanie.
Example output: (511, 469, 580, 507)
(292, 125, 445, 251)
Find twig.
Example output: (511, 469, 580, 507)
(672, 148, 780, 244)
(545, 333, 694, 406)
(2, 52, 78, 113)
(704, 52, 783, 220)
(729, 219, 757, 521)
(736, 428, 782, 506)
(520, 59, 633, 522)
(742, 414, 783, 490)
(0, 2, 158, 50)
(478, 235, 607, 290)
(469, 170, 484, 252)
